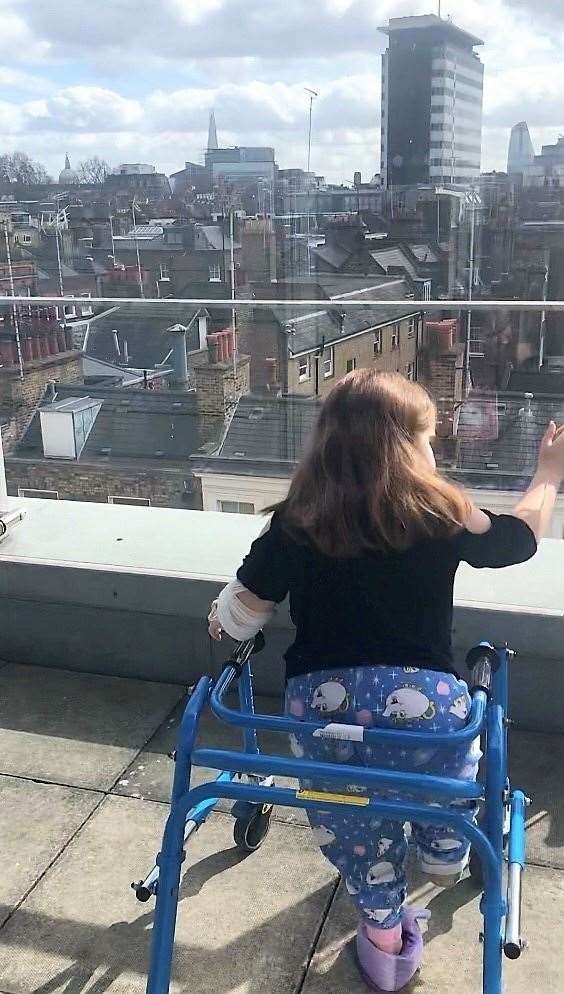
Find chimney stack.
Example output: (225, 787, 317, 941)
(264, 357, 281, 394)
(206, 333, 219, 364)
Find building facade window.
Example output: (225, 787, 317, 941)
(108, 496, 151, 507)
(391, 324, 401, 350)
(80, 291, 93, 312)
(323, 346, 334, 378)
(407, 318, 416, 338)
(373, 330, 383, 356)
(218, 500, 255, 514)
(18, 488, 59, 500)
(298, 355, 311, 382)
(405, 362, 415, 381)
(159, 263, 170, 280)
(346, 357, 357, 373)
(209, 262, 221, 282)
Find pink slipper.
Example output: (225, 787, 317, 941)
(356, 907, 430, 992)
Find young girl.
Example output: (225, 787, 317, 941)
(208, 370, 564, 992)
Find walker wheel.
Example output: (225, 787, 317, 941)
(233, 804, 273, 852)
(131, 881, 154, 903)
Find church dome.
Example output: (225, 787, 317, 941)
(59, 154, 79, 185)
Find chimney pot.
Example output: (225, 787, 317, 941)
(264, 357, 278, 386)
(207, 333, 219, 365)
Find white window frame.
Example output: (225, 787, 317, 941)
(209, 262, 221, 282)
(323, 346, 334, 379)
(407, 317, 416, 339)
(108, 495, 152, 507)
(405, 361, 415, 381)
(159, 263, 170, 281)
(373, 330, 383, 356)
(80, 291, 93, 316)
(217, 499, 255, 514)
(346, 357, 357, 373)
(18, 487, 59, 499)
(391, 324, 401, 351)
(298, 355, 311, 382)
(63, 295, 77, 320)
(0, 427, 6, 499)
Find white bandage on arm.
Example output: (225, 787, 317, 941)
(215, 579, 274, 642)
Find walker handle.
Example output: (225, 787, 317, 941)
(465, 643, 499, 694)
(226, 632, 265, 675)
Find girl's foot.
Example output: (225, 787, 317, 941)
(420, 851, 468, 888)
(422, 868, 464, 888)
(356, 907, 430, 992)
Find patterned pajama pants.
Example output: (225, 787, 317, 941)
(285, 665, 481, 929)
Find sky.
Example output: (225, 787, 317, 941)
(0, 0, 562, 184)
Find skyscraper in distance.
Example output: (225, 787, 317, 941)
(208, 110, 218, 151)
(380, 14, 484, 189)
(507, 122, 534, 175)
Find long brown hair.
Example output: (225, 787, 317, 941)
(274, 369, 471, 557)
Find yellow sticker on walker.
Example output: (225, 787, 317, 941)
(297, 789, 370, 806)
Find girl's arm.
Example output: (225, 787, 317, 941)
(510, 422, 564, 542)
(464, 422, 564, 544)
(208, 583, 274, 642)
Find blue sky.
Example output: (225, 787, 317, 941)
(0, 0, 562, 183)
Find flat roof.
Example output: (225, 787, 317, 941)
(0, 497, 562, 618)
(380, 14, 483, 47)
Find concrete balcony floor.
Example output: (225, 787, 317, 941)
(0, 660, 562, 994)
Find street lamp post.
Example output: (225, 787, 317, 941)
(305, 87, 318, 277)
(131, 199, 145, 299)
(465, 188, 481, 382)
(2, 220, 23, 380)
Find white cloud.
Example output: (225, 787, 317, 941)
(0, 0, 562, 181)
(0, 100, 23, 134)
(0, 67, 52, 93)
(23, 87, 143, 132)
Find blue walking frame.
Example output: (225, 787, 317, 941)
(136, 639, 528, 994)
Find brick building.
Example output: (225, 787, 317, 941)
(0, 309, 83, 454)
(93, 221, 242, 298)
(5, 332, 250, 508)
(237, 275, 424, 398)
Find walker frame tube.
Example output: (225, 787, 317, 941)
(144, 643, 526, 994)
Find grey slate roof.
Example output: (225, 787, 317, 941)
(508, 370, 564, 394)
(409, 243, 439, 264)
(85, 302, 203, 369)
(455, 391, 564, 489)
(16, 383, 218, 468)
(198, 226, 240, 251)
(191, 394, 321, 477)
(279, 278, 420, 355)
(370, 246, 418, 279)
(310, 244, 350, 270)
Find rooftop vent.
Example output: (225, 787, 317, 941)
(248, 407, 264, 421)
